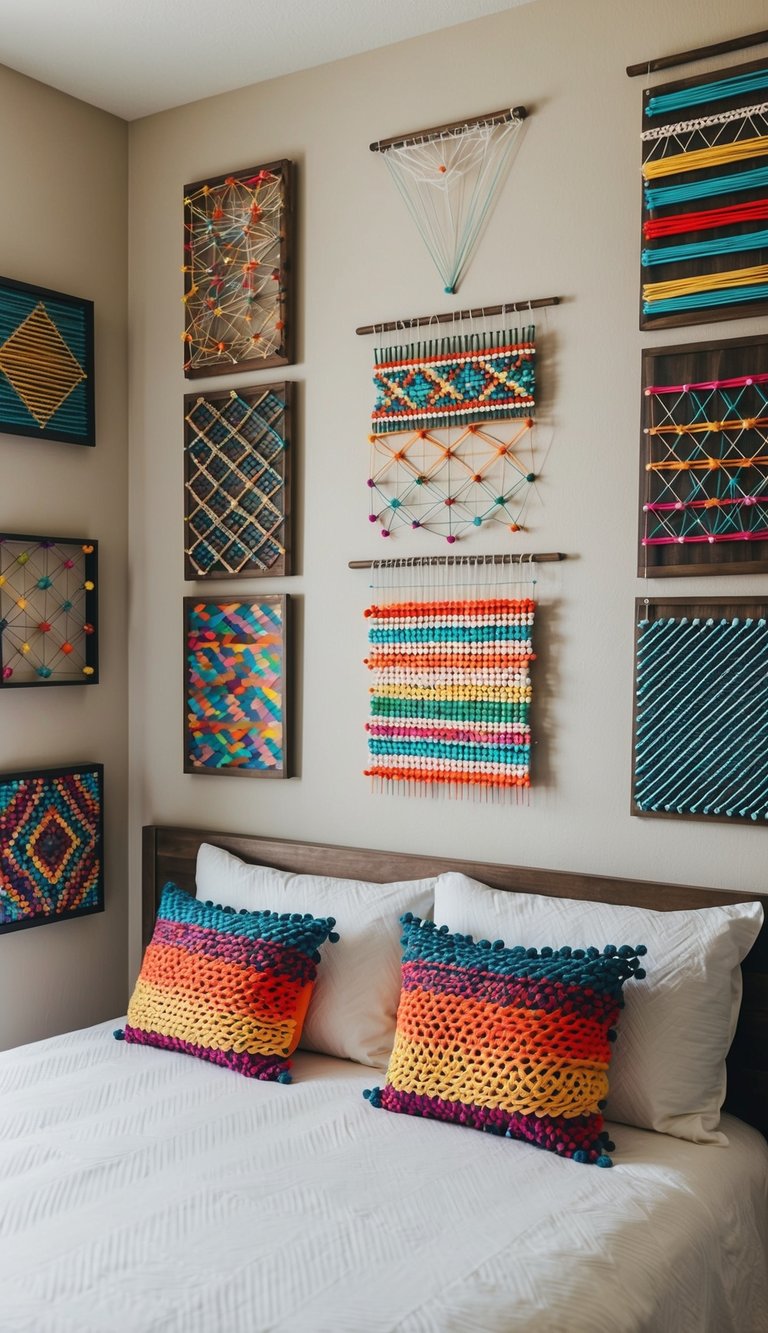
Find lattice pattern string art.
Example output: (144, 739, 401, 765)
(364, 596, 535, 795)
(0, 535, 97, 686)
(184, 385, 292, 578)
(0, 276, 93, 445)
(368, 329, 538, 543)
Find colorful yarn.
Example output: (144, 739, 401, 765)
(0, 537, 98, 686)
(642, 226, 768, 268)
(364, 915, 646, 1165)
(0, 280, 92, 446)
(641, 134, 768, 180)
(643, 163, 768, 210)
(643, 198, 768, 239)
(364, 598, 535, 791)
(121, 883, 339, 1079)
(645, 67, 768, 118)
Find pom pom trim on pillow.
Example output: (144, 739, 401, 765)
(117, 883, 339, 1082)
(364, 915, 646, 1166)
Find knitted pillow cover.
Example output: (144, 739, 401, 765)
(118, 883, 338, 1081)
(365, 915, 646, 1165)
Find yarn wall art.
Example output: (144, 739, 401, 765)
(184, 595, 290, 778)
(0, 534, 98, 687)
(0, 276, 94, 446)
(0, 764, 104, 934)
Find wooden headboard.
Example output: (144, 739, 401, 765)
(143, 824, 768, 1136)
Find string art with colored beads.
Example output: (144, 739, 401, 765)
(639, 336, 768, 575)
(632, 597, 768, 823)
(184, 384, 293, 579)
(0, 764, 103, 934)
(0, 534, 98, 686)
(119, 883, 339, 1080)
(0, 275, 94, 446)
(182, 162, 293, 376)
(364, 594, 535, 795)
(368, 328, 538, 543)
(364, 915, 646, 1166)
(184, 595, 289, 778)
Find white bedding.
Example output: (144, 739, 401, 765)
(1, 1022, 767, 1333)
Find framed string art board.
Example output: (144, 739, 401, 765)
(641, 56, 768, 329)
(0, 276, 94, 446)
(639, 333, 768, 576)
(367, 327, 538, 543)
(184, 595, 290, 778)
(182, 161, 294, 376)
(0, 534, 98, 686)
(0, 764, 104, 935)
(184, 383, 293, 579)
(631, 595, 768, 825)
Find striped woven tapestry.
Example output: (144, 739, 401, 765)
(364, 597, 535, 794)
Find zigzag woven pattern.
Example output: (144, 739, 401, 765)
(0, 769, 101, 927)
(364, 598, 535, 791)
(364, 915, 647, 1165)
(186, 599, 285, 772)
(121, 883, 339, 1080)
(372, 330, 536, 432)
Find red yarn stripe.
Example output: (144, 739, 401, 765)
(644, 198, 768, 239)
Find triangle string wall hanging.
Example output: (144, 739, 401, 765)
(371, 107, 528, 294)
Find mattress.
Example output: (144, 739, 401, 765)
(1, 1020, 767, 1333)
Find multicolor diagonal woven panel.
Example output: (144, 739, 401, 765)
(0, 765, 103, 933)
(364, 597, 535, 793)
(185, 597, 288, 777)
(0, 277, 94, 446)
(184, 385, 291, 578)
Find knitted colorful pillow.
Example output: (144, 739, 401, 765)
(364, 915, 647, 1165)
(117, 883, 339, 1081)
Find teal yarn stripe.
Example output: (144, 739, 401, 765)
(644, 163, 768, 210)
(642, 226, 768, 268)
(368, 624, 532, 645)
(368, 738, 530, 764)
(643, 282, 768, 315)
(369, 696, 529, 723)
(645, 67, 768, 118)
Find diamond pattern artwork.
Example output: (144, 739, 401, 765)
(0, 765, 104, 934)
(0, 277, 94, 446)
(184, 596, 290, 778)
(0, 534, 98, 687)
(184, 384, 292, 579)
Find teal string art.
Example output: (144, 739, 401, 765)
(633, 612, 768, 821)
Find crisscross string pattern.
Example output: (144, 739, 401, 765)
(0, 538, 97, 684)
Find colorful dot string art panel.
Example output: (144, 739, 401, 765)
(0, 535, 98, 687)
(632, 598, 768, 823)
(0, 276, 94, 446)
(0, 764, 103, 935)
(184, 596, 289, 778)
(364, 597, 535, 796)
(368, 329, 538, 544)
(184, 384, 293, 579)
(182, 162, 293, 377)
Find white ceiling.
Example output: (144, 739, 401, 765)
(0, 0, 534, 121)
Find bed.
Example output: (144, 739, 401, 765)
(1, 824, 767, 1333)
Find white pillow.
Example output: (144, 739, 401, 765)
(196, 843, 434, 1068)
(434, 871, 763, 1145)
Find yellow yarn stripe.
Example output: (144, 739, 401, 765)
(643, 264, 768, 303)
(642, 134, 768, 180)
(372, 684, 532, 702)
(127, 978, 297, 1056)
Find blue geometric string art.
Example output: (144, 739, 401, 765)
(633, 601, 768, 822)
(0, 276, 94, 446)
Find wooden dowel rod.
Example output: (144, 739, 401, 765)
(626, 29, 768, 77)
(349, 553, 566, 570)
(371, 106, 527, 152)
(355, 297, 559, 337)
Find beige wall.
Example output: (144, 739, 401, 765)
(128, 0, 768, 977)
(0, 67, 129, 1045)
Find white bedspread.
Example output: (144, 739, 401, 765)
(1, 1021, 767, 1333)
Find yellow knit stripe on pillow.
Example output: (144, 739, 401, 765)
(127, 978, 299, 1057)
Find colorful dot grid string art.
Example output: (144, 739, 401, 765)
(368, 328, 538, 543)
(0, 276, 94, 446)
(184, 384, 292, 579)
(182, 162, 293, 376)
(364, 594, 535, 797)
(633, 602, 768, 822)
(0, 765, 103, 934)
(0, 535, 98, 686)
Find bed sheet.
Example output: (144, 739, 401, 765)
(1, 1021, 767, 1333)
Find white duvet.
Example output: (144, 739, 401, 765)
(1, 1021, 767, 1333)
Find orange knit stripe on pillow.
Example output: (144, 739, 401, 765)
(139, 942, 309, 1023)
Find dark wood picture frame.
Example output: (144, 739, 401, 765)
(631, 594, 768, 825)
(183, 160, 294, 376)
(0, 532, 99, 687)
(183, 383, 293, 580)
(640, 55, 768, 331)
(183, 594, 290, 778)
(0, 274, 94, 446)
(638, 333, 768, 577)
(0, 763, 104, 934)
